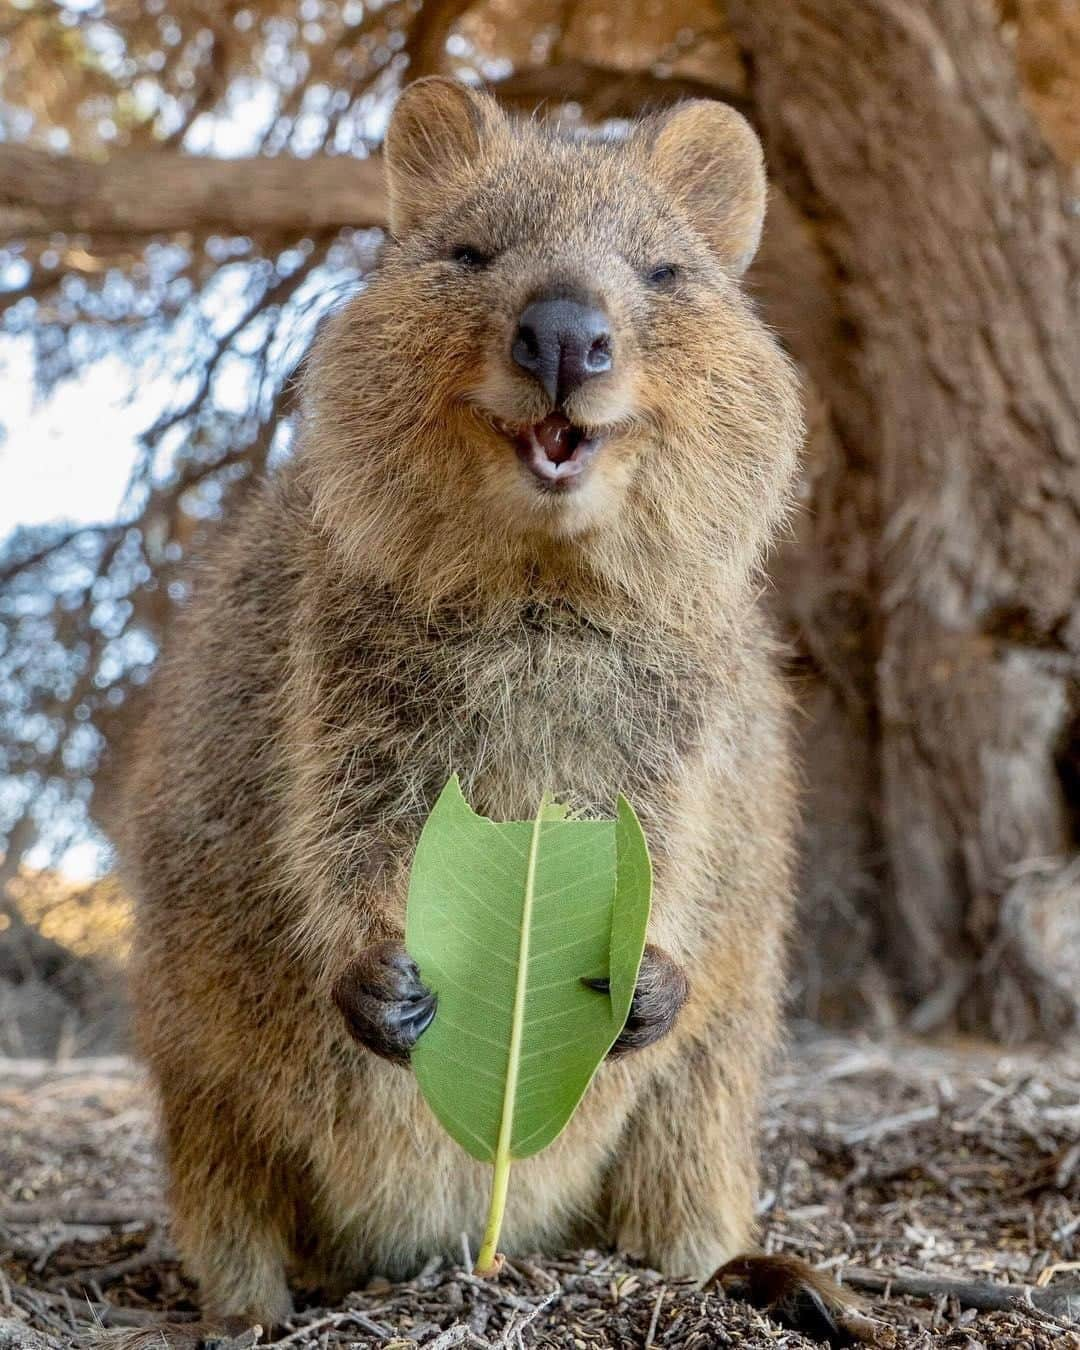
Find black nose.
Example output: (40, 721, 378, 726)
(511, 297, 613, 405)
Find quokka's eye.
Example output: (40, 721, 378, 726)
(646, 263, 679, 287)
(451, 245, 491, 269)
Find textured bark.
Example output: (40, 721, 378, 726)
(730, 0, 1080, 1037)
(0, 146, 386, 240)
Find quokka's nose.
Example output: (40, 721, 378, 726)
(511, 297, 613, 406)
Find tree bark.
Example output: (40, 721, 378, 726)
(729, 0, 1080, 1037)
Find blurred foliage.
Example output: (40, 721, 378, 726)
(8, 868, 129, 957)
(0, 0, 738, 893)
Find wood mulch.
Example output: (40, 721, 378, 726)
(1, 1033, 1078, 1348)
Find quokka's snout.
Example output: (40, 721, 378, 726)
(510, 292, 614, 405)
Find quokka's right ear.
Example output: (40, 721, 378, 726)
(636, 100, 767, 277)
(384, 77, 506, 238)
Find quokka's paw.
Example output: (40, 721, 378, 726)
(711, 1254, 889, 1347)
(583, 944, 689, 1056)
(332, 939, 437, 1064)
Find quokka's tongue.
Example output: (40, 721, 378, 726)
(531, 412, 582, 465)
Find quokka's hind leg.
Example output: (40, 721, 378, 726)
(603, 1036, 761, 1279)
(603, 1041, 874, 1346)
(160, 1089, 295, 1327)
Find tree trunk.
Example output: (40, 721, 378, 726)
(729, 0, 1080, 1038)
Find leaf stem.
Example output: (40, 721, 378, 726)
(474, 790, 548, 1276)
(474, 1146, 511, 1277)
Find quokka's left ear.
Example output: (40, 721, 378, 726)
(636, 100, 767, 277)
(384, 77, 508, 238)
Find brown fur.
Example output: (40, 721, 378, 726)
(117, 79, 804, 1326)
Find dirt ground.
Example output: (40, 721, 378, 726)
(1, 1032, 1078, 1349)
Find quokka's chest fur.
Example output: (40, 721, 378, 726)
(295, 586, 722, 832)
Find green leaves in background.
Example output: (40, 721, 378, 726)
(404, 775, 652, 1272)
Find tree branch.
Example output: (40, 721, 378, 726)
(0, 523, 126, 586)
(0, 63, 750, 244)
(493, 60, 746, 119)
(404, 0, 475, 79)
(0, 146, 387, 240)
(841, 1267, 1079, 1320)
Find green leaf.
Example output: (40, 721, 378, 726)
(405, 776, 652, 1167)
(610, 795, 653, 1017)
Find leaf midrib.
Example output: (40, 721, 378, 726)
(492, 791, 547, 1165)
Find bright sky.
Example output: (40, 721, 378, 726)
(0, 339, 144, 542)
(0, 66, 393, 882)
(0, 66, 298, 546)
(1, 341, 151, 881)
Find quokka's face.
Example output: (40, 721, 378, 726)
(373, 78, 771, 540)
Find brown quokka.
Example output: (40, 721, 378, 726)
(120, 78, 810, 1330)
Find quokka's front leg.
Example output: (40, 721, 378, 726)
(602, 1020, 759, 1281)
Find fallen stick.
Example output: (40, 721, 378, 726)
(0, 1201, 159, 1226)
(841, 1267, 1080, 1319)
(644, 1286, 666, 1347)
(51, 1239, 168, 1290)
(0, 1056, 133, 1079)
(92, 1305, 202, 1328)
(12, 1283, 199, 1328)
(836, 1105, 940, 1146)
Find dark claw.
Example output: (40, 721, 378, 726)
(397, 994, 438, 1036)
(333, 939, 436, 1065)
(583, 945, 688, 1057)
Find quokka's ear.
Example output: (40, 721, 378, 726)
(384, 77, 506, 237)
(637, 100, 766, 277)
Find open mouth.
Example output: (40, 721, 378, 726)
(496, 412, 602, 490)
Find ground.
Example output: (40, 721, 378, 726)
(1, 1033, 1078, 1349)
